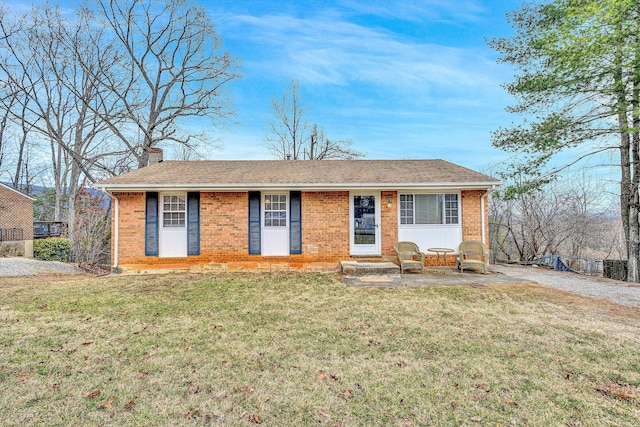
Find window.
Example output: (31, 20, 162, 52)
(400, 194, 413, 224)
(264, 194, 287, 227)
(399, 193, 458, 225)
(162, 195, 186, 227)
(444, 194, 458, 224)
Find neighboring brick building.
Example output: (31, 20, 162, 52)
(0, 183, 34, 257)
(94, 156, 500, 271)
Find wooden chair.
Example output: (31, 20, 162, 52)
(456, 241, 489, 274)
(394, 241, 425, 274)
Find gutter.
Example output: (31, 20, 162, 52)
(480, 185, 497, 246)
(94, 181, 503, 193)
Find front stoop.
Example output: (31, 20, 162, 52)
(340, 261, 401, 277)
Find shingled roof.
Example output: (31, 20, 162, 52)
(94, 159, 500, 191)
(0, 182, 35, 200)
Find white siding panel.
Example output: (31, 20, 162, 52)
(262, 227, 289, 256)
(160, 228, 188, 257)
(398, 226, 462, 253)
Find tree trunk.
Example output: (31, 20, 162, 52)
(12, 98, 29, 189)
(628, 32, 640, 282)
(66, 163, 81, 252)
(51, 140, 63, 221)
(614, 40, 634, 279)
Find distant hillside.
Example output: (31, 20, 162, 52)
(2, 182, 110, 210)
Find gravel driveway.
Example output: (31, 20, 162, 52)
(493, 263, 640, 307)
(0, 257, 84, 277)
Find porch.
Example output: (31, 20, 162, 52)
(340, 260, 520, 287)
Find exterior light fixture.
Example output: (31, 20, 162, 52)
(386, 196, 392, 207)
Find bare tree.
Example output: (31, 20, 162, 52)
(490, 173, 623, 264)
(265, 79, 364, 160)
(264, 79, 309, 160)
(0, 4, 124, 240)
(307, 123, 362, 160)
(88, 0, 241, 169)
(0, 86, 16, 178)
(72, 187, 111, 266)
(0, 0, 241, 249)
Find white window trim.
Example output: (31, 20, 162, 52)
(350, 191, 381, 256)
(398, 191, 461, 227)
(161, 193, 187, 228)
(159, 191, 188, 258)
(263, 192, 288, 228)
(261, 192, 290, 256)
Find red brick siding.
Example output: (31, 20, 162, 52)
(461, 190, 488, 243)
(380, 191, 398, 257)
(113, 191, 348, 269)
(0, 185, 33, 240)
(112, 189, 488, 269)
(301, 191, 350, 260)
(200, 192, 248, 257)
(112, 192, 146, 261)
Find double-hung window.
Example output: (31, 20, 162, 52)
(399, 193, 459, 225)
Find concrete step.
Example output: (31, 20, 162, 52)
(340, 261, 400, 277)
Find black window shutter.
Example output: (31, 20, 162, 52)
(248, 191, 261, 254)
(290, 191, 302, 254)
(145, 192, 158, 256)
(187, 192, 200, 255)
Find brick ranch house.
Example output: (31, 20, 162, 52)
(94, 156, 500, 271)
(0, 182, 35, 257)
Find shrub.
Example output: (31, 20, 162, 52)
(72, 188, 111, 265)
(34, 237, 71, 262)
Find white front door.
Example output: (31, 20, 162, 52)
(350, 192, 381, 255)
(160, 193, 188, 257)
(262, 193, 289, 256)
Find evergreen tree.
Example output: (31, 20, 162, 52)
(488, 0, 640, 281)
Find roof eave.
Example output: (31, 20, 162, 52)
(0, 183, 35, 200)
(94, 181, 502, 192)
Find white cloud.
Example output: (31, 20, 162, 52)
(337, 0, 487, 24)
(225, 11, 504, 92)
(210, 2, 516, 168)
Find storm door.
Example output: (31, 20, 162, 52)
(262, 193, 289, 256)
(350, 193, 381, 255)
(159, 193, 188, 257)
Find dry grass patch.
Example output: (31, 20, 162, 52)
(0, 272, 639, 426)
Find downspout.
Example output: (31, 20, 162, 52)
(113, 195, 119, 269)
(481, 193, 486, 244)
(480, 185, 497, 245)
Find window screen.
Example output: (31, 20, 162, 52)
(415, 194, 442, 224)
(399, 193, 458, 225)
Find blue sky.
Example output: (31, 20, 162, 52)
(204, 0, 519, 174)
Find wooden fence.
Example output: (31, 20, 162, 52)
(33, 222, 68, 239)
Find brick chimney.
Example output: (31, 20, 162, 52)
(148, 147, 163, 166)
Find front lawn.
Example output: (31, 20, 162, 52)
(0, 272, 638, 426)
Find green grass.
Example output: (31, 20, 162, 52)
(0, 271, 639, 426)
